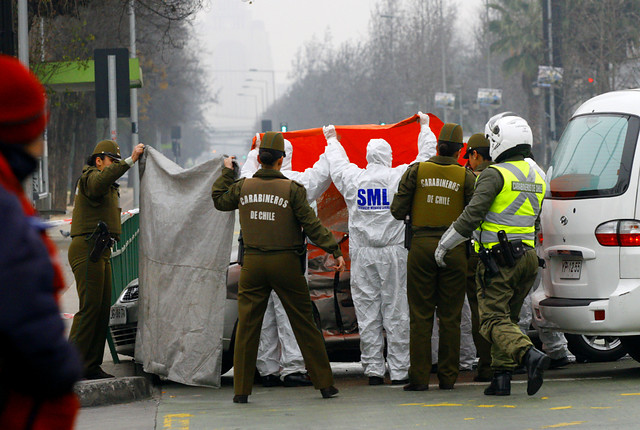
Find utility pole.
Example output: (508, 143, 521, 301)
(440, 0, 448, 123)
(129, 0, 140, 207)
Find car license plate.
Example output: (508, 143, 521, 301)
(109, 306, 126, 326)
(560, 260, 582, 279)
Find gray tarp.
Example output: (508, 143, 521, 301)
(135, 147, 234, 387)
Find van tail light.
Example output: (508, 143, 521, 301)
(595, 220, 640, 246)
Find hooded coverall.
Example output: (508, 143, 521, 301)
(325, 123, 436, 381)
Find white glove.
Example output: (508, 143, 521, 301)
(418, 111, 430, 127)
(323, 125, 337, 142)
(435, 224, 468, 268)
(255, 133, 261, 147)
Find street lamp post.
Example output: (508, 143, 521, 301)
(242, 84, 265, 111)
(238, 93, 258, 120)
(248, 68, 276, 104)
(246, 78, 270, 105)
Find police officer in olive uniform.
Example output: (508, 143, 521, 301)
(391, 123, 475, 391)
(462, 133, 494, 382)
(211, 132, 344, 404)
(435, 113, 551, 396)
(68, 140, 145, 379)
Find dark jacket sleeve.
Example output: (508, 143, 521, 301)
(290, 182, 343, 258)
(390, 164, 417, 220)
(0, 189, 82, 398)
(211, 167, 243, 212)
(452, 166, 503, 237)
(83, 161, 130, 199)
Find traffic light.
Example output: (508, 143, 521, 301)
(280, 122, 288, 132)
(587, 77, 595, 84)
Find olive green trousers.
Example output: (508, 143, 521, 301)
(234, 252, 334, 395)
(466, 251, 493, 379)
(406, 236, 466, 386)
(68, 235, 112, 374)
(476, 249, 539, 370)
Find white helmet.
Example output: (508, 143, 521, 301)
(485, 112, 533, 160)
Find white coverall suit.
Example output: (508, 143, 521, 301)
(240, 139, 332, 380)
(324, 116, 436, 381)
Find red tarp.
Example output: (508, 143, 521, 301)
(250, 113, 471, 268)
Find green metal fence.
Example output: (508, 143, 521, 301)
(107, 210, 140, 362)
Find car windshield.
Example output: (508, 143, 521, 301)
(548, 114, 639, 198)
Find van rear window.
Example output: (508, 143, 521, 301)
(549, 114, 639, 198)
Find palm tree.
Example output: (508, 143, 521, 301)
(487, 0, 544, 143)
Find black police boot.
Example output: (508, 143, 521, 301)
(483, 371, 511, 396)
(368, 376, 384, 386)
(320, 386, 339, 398)
(523, 346, 551, 395)
(233, 395, 248, 403)
(282, 372, 313, 387)
(261, 374, 281, 387)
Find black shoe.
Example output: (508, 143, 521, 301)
(233, 395, 248, 403)
(483, 371, 511, 396)
(282, 372, 313, 387)
(523, 346, 551, 395)
(473, 374, 493, 382)
(261, 374, 281, 387)
(320, 386, 339, 398)
(84, 368, 115, 380)
(439, 383, 454, 390)
(391, 378, 409, 385)
(403, 383, 429, 391)
(548, 356, 570, 370)
(368, 376, 384, 386)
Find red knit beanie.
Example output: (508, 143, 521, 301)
(0, 54, 48, 144)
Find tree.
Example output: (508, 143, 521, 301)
(487, 0, 544, 143)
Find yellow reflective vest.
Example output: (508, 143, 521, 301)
(473, 160, 545, 250)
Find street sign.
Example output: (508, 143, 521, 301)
(94, 48, 131, 118)
(477, 88, 502, 107)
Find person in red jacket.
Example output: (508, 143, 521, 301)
(0, 54, 82, 430)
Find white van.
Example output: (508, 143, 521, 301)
(531, 89, 640, 364)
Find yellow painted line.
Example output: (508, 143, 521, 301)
(464, 418, 475, 420)
(500, 405, 516, 408)
(550, 406, 573, 410)
(621, 393, 640, 396)
(542, 422, 586, 428)
(163, 413, 192, 430)
(541, 397, 549, 400)
(421, 403, 463, 407)
(477, 405, 495, 408)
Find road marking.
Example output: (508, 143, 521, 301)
(464, 418, 475, 420)
(421, 403, 463, 407)
(163, 413, 192, 430)
(542, 422, 586, 428)
(621, 393, 640, 396)
(550, 406, 572, 410)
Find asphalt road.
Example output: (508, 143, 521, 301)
(76, 358, 640, 430)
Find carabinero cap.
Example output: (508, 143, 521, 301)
(92, 139, 122, 160)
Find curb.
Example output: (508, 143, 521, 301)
(74, 376, 154, 407)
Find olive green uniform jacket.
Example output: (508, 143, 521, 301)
(452, 154, 540, 370)
(68, 160, 130, 374)
(212, 167, 342, 257)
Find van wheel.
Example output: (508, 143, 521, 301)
(620, 336, 640, 363)
(566, 334, 627, 362)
